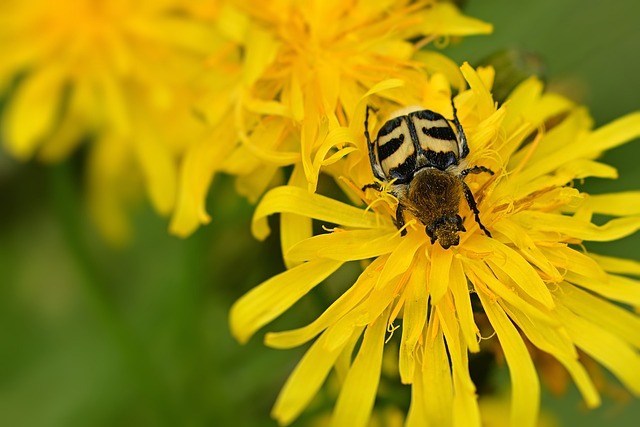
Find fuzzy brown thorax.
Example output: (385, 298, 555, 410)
(403, 168, 465, 248)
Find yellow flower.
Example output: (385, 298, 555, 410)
(230, 64, 640, 426)
(0, 0, 229, 242)
(169, 0, 493, 237)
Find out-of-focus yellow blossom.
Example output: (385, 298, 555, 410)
(479, 395, 558, 427)
(0, 0, 234, 242)
(230, 63, 640, 426)
(169, 0, 493, 238)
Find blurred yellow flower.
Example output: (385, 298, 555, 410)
(0, 0, 231, 242)
(169, 0, 493, 237)
(230, 64, 640, 426)
(479, 395, 558, 427)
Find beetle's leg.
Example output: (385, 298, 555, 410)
(461, 181, 492, 238)
(451, 95, 469, 159)
(365, 105, 386, 182)
(395, 203, 407, 236)
(460, 165, 495, 180)
(361, 182, 383, 192)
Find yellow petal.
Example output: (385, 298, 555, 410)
(468, 104, 506, 152)
(477, 291, 539, 427)
(272, 327, 357, 426)
(555, 302, 640, 395)
(4, 66, 64, 158)
(215, 2, 249, 43)
(308, 126, 358, 192)
(452, 363, 481, 427)
(265, 258, 382, 349)
(589, 253, 640, 276)
(361, 79, 406, 100)
(331, 309, 388, 427)
(413, 50, 466, 92)
(422, 317, 454, 426)
(399, 253, 428, 384)
(502, 77, 543, 134)
(502, 301, 600, 408)
(38, 76, 93, 162)
(132, 113, 176, 215)
(513, 211, 640, 242)
(507, 159, 618, 201)
(230, 259, 343, 344)
(477, 66, 495, 92)
(235, 163, 279, 203)
(339, 78, 365, 124)
(236, 109, 300, 166)
(466, 260, 556, 326)
(493, 219, 562, 282)
(582, 111, 640, 155)
(299, 108, 320, 187)
(558, 159, 619, 180)
(281, 165, 312, 269)
(520, 93, 575, 134)
(460, 62, 494, 121)
(130, 16, 223, 54)
(447, 324, 481, 427)
(437, 294, 475, 393)
(96, 68, 131, 136)
(565, 271, 640, 306)
(429, 245, 453, 304)
(528, 187, 583, 212)
(513, 111, 640, 184)
(556, 283, 640, 349)
(508, 107, 589, 170)
(252, 186, 389, 241)
(243, 97, 291, 117)
(242, 23, 280, 86)
(323, 284, 385, 352)
(406, 360, 427, 427)
(334, 327, 364, 385)
(37, 103, 85, 162)
(464, 235, 554, 309)
(318, 59, 341, 116)
(289, 70, 304, 121)
(420, 3, 493, 36)
(86, 135, 133, 245)
(540, 246, 607, 282)
(586, 191, 640, 216)
(287, 229, 400, 262)
(169, 115, 237, 237)
(375, 232, 424, 290)
(322, 249, 407, 351)
(450, 256, 479, 352)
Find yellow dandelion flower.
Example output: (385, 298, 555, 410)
(169, 0, 493, 237)
(230, 63, 640, 426)
(0, 0, 230, 242)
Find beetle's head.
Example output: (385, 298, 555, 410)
(425, 215, 465, 249)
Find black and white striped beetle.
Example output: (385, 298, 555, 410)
(363, 97, 493, 249)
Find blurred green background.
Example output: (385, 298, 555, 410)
(0, 0, 638, 425)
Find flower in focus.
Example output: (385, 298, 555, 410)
(169, 0, 493, 237)
(0, 0, 231, 242)
(230, 63, 640, 426)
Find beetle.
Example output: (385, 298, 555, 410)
(363, 97, 493, 249)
